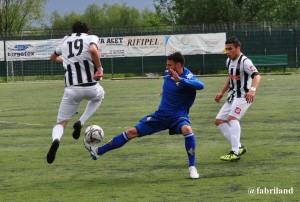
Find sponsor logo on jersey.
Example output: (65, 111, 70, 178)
(228, 74, 241, 80)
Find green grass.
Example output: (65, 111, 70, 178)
(0, 75, 299, 202)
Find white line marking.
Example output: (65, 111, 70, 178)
(0, 107, 35, 112)
(0, 121, 51, 127)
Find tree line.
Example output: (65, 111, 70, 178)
(0, 0, 299, 35)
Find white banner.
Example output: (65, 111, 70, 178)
(0, 41, 4, 61)
(6, 39, 61, 61)
(99, 37, 125, 58)
(124, 35, 165, 57)
(165, 33, 226, 55)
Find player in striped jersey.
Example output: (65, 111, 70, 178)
(214, 36, 261, 161)
(47, 21, 105, 164)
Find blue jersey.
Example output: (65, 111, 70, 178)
(157, 67, 204, 117)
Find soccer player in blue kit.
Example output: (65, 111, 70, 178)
(84, 52, 205, 179)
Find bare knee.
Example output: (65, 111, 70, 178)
(57, 120, 68, 128)
(181, 125, 193, 135)
(125, 127, 139, 139)
(215, 119, 226, 126)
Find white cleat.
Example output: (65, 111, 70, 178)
(189, 166, 200, 179)
(83, 138, 99, 160)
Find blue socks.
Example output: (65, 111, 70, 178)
(184, 133, 196, 167)
(97, 131, 196, 168)
(98, 132, 129, 155)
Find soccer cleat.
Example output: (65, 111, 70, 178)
(47, 139, 60, 164)
(189, 166, 200, 179)
(220, 151, 240, 161)
(83, 138, 98, 160)
(239, 145, 247, 155)
(72, 121, 82, 140)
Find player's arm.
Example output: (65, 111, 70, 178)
(180, 76, 205, 90)
(90, 43, 103, 80)
(50, 52, 63, 63)
(215, 77, 230, 103)
(169, 69, 204, 90)
(245, 73, 261, 103)
(244, 60, 261, 103)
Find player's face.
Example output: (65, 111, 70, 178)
(225, 44, 240, 60)
(166, 59, 175, 71)
(166, 60, 180, 71)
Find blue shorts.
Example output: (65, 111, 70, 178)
(135, 111, 191, 136)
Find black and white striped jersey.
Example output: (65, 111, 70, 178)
(226, 53, 259, 101)
(54, 33, 100, 87)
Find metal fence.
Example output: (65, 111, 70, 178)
(0, 21, 299, 80)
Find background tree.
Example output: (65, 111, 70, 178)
(141, 8, 165, 26)
(154, 0, 300, 25)
(0, 0, 47, 35)
(49, 3, 154, 31)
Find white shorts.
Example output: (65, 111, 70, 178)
(57, 83, 104, 122)
(215, 98, 252, 121)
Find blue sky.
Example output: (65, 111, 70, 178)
(45, 0, 155, 15)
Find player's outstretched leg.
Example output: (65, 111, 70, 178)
(47, 139, 60, 164)
(83, 139, 99, 160)
(73, 121, 82, 139)
(83, 132, 129, 160)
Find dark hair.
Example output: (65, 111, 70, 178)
(167, 52, 185, 65)
(225, 36, 241, 48)
(72, 21, 89, 33)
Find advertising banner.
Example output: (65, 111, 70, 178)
(0, 41, 4, 61)
(123, 35, 165, 57)
(5, 39, 61, 61)
(99, 37, 125, 58)
(165, 33, 226, 55)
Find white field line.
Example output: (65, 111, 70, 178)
(0, 120, 130, 129)
(0, 107, 35, 112)
(0, 120, 51, 127)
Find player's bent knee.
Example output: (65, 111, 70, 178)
(57, 120, 68, 128)
(181, 125, 193, 135)
(215, 119, 225, 126)
(125, 128, 139, 139)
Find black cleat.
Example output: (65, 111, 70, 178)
(47, 139, 60, 164)
(72, 121, 82, 140)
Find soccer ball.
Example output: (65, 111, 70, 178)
(85, 125, 104, 145)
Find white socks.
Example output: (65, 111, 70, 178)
(217, 123, 231, 143)
(218, 121, 242, 155)
(52, 124, 64, 141)
(229, 120, 241, 154)
(79, 100, 102, 125)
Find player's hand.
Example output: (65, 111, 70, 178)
(93, 70, 103, 81)
(215, 92, 223, 103)
(245, 91, 255, 103)
(169, 69, 180, 82)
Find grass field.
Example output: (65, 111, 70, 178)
(0, 74, 299, 202)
